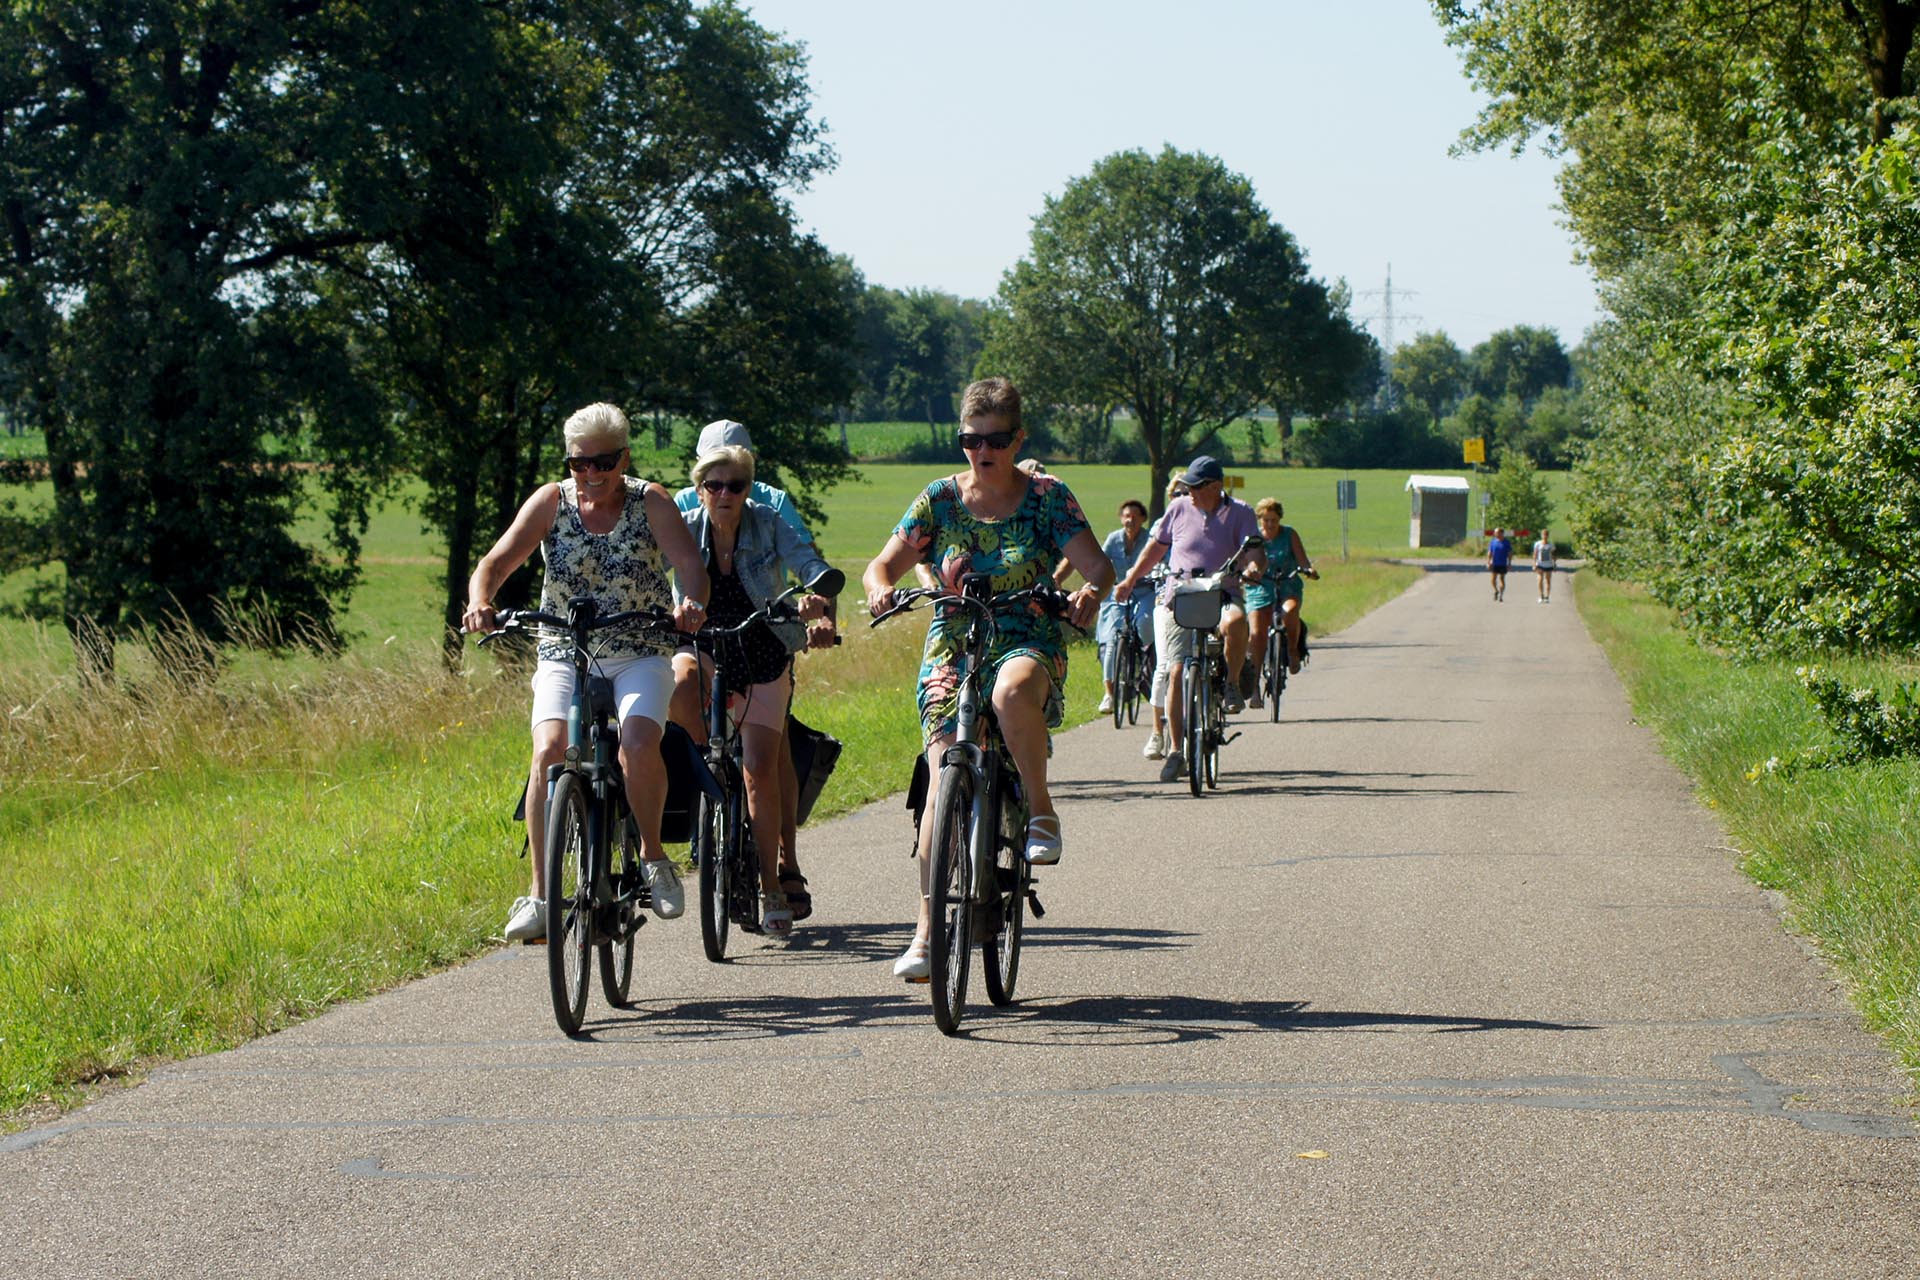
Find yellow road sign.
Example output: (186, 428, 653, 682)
(1226, 474, 1245, 489)
(1463, 437, 1486, 464)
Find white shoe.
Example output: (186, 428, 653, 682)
(893, 937, 931, 982)
(1024, 815, 1063, 865)
(1158, 751, 1185, 783)
(1143, 730, 1166, 760)
(643, 859, 684, 919)
(1097, 692, 1114, 714)
(503, 895, 546, 942)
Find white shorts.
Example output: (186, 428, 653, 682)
(530, 654, 673, 731)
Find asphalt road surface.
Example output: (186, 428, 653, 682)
(8, 565, 1918, 1278)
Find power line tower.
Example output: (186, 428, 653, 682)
(1357, 263, 1421, 408)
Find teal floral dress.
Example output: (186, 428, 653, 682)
(894, 473, 1092, 743)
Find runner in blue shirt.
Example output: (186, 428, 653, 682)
(1487, 528, 1512, 602)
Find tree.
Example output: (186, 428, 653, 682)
(1440, 0, 1920, 651)
(982, 146, 1374, 511)
(1486, 450, 1554, 535)
(1392, 331, 1470, 422)
(1469, 325, 1571, 406)
(0, 1, 421, 664)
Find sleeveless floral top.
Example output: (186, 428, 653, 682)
(537, 476, 675, 662)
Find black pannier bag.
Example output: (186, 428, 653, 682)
(787, 714, 843, 827)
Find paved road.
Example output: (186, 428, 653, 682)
(8, 565, 1918, 1277)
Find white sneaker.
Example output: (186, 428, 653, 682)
(643, 859, 684, 919)
(503, 895, 546, 942)
(1143, 730, 1166, 760)
(1158, 751, 1185, 783)
(1097, 692, 1114, 715)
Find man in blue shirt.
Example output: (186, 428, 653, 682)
(1487, 528, 1512, 602)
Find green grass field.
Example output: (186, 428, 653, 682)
(1576, 575, 1920, 1088)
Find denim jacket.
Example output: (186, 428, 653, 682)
(677, 499, 833, 653)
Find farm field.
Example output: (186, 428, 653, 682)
(3, 458, 1560, 675)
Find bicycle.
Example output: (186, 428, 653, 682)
(1109, 586, 1155, 730)
(1167, 537, 1261, 797)
(484, 598, 681, 1036)
(691, 568, 845, 962)
(870, 573, 1076, 1035)
(1259, 567, 1310, 723)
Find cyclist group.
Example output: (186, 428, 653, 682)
(463, 377, 1316, 996)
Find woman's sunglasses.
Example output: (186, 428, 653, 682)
(957, 430, 1016, 451)
(701, 478, 749, 495)
(565, 449, 625, 473)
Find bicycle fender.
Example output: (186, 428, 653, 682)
(942, 742, 985, 781)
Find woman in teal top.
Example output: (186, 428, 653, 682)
(864, 378, 1112, 982)
(1247, 497, 1319, 700)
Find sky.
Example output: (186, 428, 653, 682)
(741, 0, 1602, 353)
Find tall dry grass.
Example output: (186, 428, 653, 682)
(1, 608, 525, 835)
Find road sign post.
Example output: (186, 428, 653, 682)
(1335, 475, 1356, 561)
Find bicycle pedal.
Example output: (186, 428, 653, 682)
(1027, 891, 1046, 919)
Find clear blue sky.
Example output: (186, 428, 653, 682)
(741, 0, 1600, 353)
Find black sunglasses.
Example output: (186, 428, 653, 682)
(701, 478, 749, 495)
(565, 449, 625, 473)
(957, 429, 1016, 451)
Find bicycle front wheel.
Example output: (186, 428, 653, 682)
(927, 765, 975, 1035)
(696, 790, 730, 962)
(597, 813, 638, 1006)
(1124, 640, 1145, 726)
(543, 771, 593, 1036)
(1111, 644, 1127, 730)
(1266, 626, 1284, 723)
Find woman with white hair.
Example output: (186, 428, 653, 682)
(669, 444, 837, 937)
(464, 402, 709, 943)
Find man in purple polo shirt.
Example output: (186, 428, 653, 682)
(1114, 455, 1265, 783)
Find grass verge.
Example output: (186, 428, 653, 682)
(1575, 574, 1920, 1084)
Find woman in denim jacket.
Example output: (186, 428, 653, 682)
(669, 444, 836, 936)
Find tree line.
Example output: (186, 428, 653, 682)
(2, 1, 1589, 671)
(1438, 0, 1920, 652)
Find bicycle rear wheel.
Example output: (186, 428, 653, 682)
(1185, 651, 1206, 798)
(1110, 642, 1127, 730)
(543, 771, 593, 1036)
(597, 812, 638, 1006)
(983, 783, 1027, 1006)
(927, 764, 975, 1034)
(696, 789, 731, 962)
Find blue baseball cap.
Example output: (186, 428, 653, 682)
(1180, 455, 1225, 486)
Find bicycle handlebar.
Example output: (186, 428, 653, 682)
(870, 578, 1084, 634)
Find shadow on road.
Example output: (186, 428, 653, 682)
(1049, 768, 1514, 803)
(1208, 768, 1517, 800)
(958, 994, 1597, 1046)
(1272, 715, 1476, 725)
(719, 922, 1195, 970)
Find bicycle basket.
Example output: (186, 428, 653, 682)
(1170, 585, 1224, 631)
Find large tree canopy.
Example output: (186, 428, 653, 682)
(1439, 0, 1920, 650)
(982, 146, 1375, 510)
(0, 1, 857, 663)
